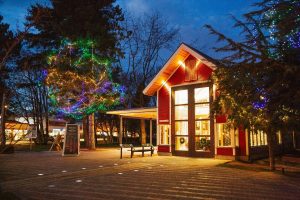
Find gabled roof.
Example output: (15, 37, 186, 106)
(143, 43, 217, 96)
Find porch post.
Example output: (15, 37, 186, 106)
(119, 116, 123, 145)
(150, 119, 153, 145)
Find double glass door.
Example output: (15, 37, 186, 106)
(172, 84, 213, 156)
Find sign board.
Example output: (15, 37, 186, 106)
(62, 124, 80, 156)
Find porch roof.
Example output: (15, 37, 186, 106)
(106, 107, 157, 119)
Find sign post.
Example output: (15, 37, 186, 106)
(62, 124, 80, 156)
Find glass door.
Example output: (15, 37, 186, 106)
(194, 87, 210, 152)
(174, 89, 189, 151)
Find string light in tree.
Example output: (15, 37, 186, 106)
(46, 38, 126, 119)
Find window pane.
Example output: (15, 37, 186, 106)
(175, 121, 188, 135)
(175, 136, 188, 151)
(195, 104, 209, 119)
(175, 105, 188, 120)
(159, 125, 170, 145)
(195, 87, 209, 103)
(217, 124, 232, 147)
(195, 136, 210, 151)
(264, 132, 268, 145)
(175, 90, 188, 104)
(195, 121, 210, 136)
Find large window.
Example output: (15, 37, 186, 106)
(174, 89, 189, 151)
(250, 130, 282, 147)
(217, 124, 235, 147)
(250, 129, 267, 147)
(194, 87, 210, 151)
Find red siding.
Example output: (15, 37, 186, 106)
(168, 63, 186, 86)
(198, 63, 213, 81)
(157, 55, 213, 125)
(158, 145, 170, 152)
(238, 127, 247, 156)
(216, 115, 227, 123)
(158, 86, 170, 124)
(217, 147, 233, 156)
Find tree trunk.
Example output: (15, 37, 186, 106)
(83, 116, 89, 148)
(0, 92, 6, 146)
(267, 130, 276, 171)
(83, 114, 96, 150)
(140, 119, 146, 145)
(88, 113, 96, 150)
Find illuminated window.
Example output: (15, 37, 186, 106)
(175, 90, 188, 104)
(195, 104, 210, 119)
(195, 120, 210, 151)
(174, 89, 188, 151)
(175, 106, 188, 120)
(175, 121, 188, 135)
(195, 87, 209, 103)
(194, 87, 210, 151)
(217, 124, 235, 147)
(159, 125, 170, 145)
(175, 136, 189, 151)
(195, 121, 210, 136)
(250, 129, 267, 147)
(276, 131, 282, 144)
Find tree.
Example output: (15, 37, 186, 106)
(26, 0, 127, 149)
(118, 13, 179, 144)
(205, 0, 300, 170)
(46, 39, 125, 149)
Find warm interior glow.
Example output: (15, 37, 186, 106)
(159, 125, 170, 145)
(195, 104, 210, 119)
(195, 87, 209, 103)
(175, 136, 188, 151)
(175, 90, 188, 104)
(175, 106, 188, 120)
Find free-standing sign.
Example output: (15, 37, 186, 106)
(62, 124, 80, 156)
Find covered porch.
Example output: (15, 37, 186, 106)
(106, 107, 157, 145)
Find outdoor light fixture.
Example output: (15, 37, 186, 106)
(178, 60, 185, 69)
(161, 80, 171, 91)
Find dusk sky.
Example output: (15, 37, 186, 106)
(0, 0, 259, 59)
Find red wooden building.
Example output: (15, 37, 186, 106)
(143, 43, 283, 160)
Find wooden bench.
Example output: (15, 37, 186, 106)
(120, 144, 154, 159)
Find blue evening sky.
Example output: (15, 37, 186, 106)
(0, 0, 259, 59)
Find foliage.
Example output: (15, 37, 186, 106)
(47, 38, 126, 119)
(205, 0, 300, 131)
(205, 0, 300, 169)
(26, 0, 126, 59)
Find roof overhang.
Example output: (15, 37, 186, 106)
(106, 107, 157, 119)
(143, 43, 216, 96)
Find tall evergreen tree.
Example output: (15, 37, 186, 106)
(26, 0, 127, 149)
(205, 0, 300, 170)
